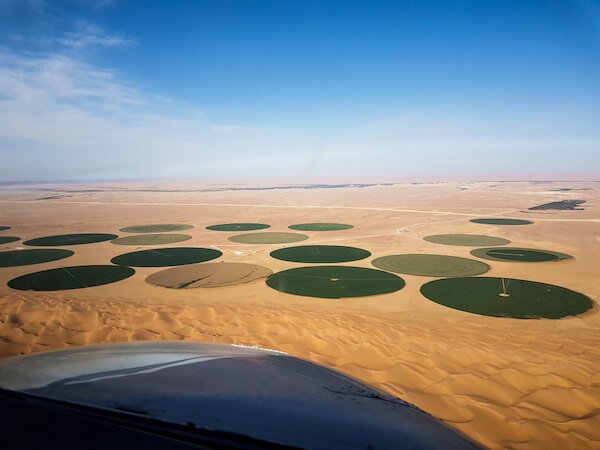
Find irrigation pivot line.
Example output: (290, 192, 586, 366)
(499, 277, 511, 298)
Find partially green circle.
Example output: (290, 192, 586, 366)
(424, 234, 511, 247)
(120, 224, 194, 233)
(8, 265, 135, 291)
(0, 236, 20, 245)
(270, 245, 371, 263)
(471, 218, 533, 226)
(420, 277, 593, 319)
(229, 232, 309, 244)
(288, 223, 354, 231)
(24, 233, 117, 246)
(372, 254, 490, 277)
(0, 226, 10, 231)
(471, 247, 572, 263)
(111, 247, 222, 267)
(206, 223, 270, 231)
(266, 266, 405, 299)
(0, 249, 74, 268)
(111, 233, 192, 246)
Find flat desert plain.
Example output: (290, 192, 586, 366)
(0, 181, 599, 449)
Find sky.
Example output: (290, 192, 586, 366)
(0, 0, 599, 183)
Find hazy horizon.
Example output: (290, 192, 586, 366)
(0, 173, 598, 186)
(1, 0, 599, 182)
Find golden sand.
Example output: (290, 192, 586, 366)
(0, 180, 598, 449)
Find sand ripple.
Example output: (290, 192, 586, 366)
(1, 294, 599, 449)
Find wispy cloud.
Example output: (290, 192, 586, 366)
(0, 52, 141, 109)
(0, 50, 310, 181)
(57, 22, 134, 49)
(94, 0, 115, 10)
(6, 23, 134, 50)
(1, 0, 133, 50)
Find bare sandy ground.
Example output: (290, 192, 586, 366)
(0, 180, 598, 449)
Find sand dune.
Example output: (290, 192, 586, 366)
(0, 181, 599, 449)
(1, 294, 599, 449)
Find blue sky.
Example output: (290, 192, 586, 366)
(0, 0, 599, 182)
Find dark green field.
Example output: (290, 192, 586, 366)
(120, 224, 193, 233)
(206, 223, 270, 231)
(266, 266, 405, 299)
(423, 234, 510, 247)
(288, 223, 353, 231)
(24, 233, 117, 246)
(470, 218, 533, 226)
(372, 254, 490, 277)
(471, 247, 572, 262)
(111, 233, 192, 245)
(529, 200, 585, 210)
(0, 236, 20, 245)
(8, 265, 135, 291)
(112, 247, 222, 267)
(270, 245, 371, 263)
(0, 249, 74, 267)
(420, 277, 593, 319)
(0, 226, 10, 231)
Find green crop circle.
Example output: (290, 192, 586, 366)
(288, 223, 353, 231)
(120, 224, 193, 233)
(372, 254, 490, 277)
(0, 236, 20, 245)
(421, 277, 593, 319)
(24, 233, 117, 246)
(471, 247, 572, 263)
(206, 223, 270, 231)
(112, 247, 222, 267)
(470, 218, 533, 226)
(8, 265, 135, 291)
(270, 245, 371, 263)
(266, 265, 405, 299)
(111, 233, 192, 246)
(0, 249, 74, 268)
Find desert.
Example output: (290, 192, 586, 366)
(0, 180, 598, 449)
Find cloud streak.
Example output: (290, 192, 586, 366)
(0, 50, 316, 181)
(56, 21, 134, 49)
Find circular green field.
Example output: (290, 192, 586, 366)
(372, 254, 490, 277)
(0, 236, 20, 245)
(8, 265, 135, 291)
(0, 249, 74, 268)
(120, 224, 194, 233)
(420, 277, 593, 319)
(206, 223, 270, 232)
(270, 245, 371, 263)
(111, 233, 192, 246)
(288, 223, 353, 231)
(24, 233, 117, 246)
(470, 218, 533, 226)
(111, 247, 222, 267)
(0, 226, 10, 231)
(266, 266, 405, 299)
(424, 234, 510, 247)
(471, 247, 572, 263)
(229, 232, 309, 244)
